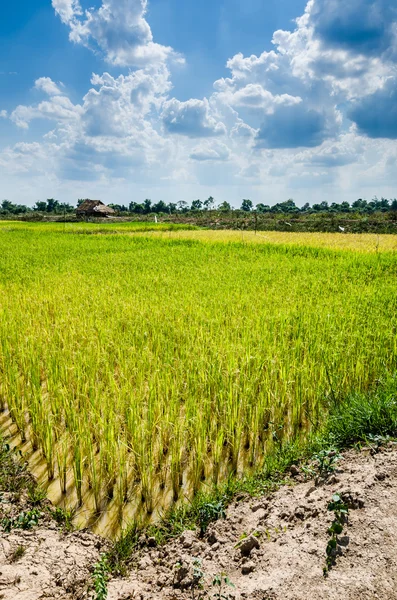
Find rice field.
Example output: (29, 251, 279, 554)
(134, 228, 397, 253)
(0, 222, 396, 535)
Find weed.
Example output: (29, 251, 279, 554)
(302, 448, 341, 484)
(92, 554, 111, 600)
(324, 493, 349, 576)
(9, 545, 26, 563)
(27, 485, 47, 506)
(198, 499, 226, 537)
(106, 526, 140, 577)
(0, 442, 32, 496)
(191, 559, 205, 599)
(366, 433, 391, 454)
(51, 507, 74, 532)
(1, 509, 41, 533)
(212, 573, 235, 599)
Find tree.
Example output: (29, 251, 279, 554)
(256, 203, 270, 213)
(191, 199, 203, 211)
(241, 199, 253, 212)
(59, 202, 74, 213)
(272, 199, 298, 213)
(352, 199, 368, 212)
(379, 197, 390, 211)
(0, 200, 31, 214)
(152, 200, 168, 213)
(177, 201, 189, 213)
(143, 199, 152, 214)
(34, 201, 48, 212)
(218, 201, 231, 211)
(46, 198, 60, 213)
(1, 200, 14, 213)
(203, 196, 215, 210)
(130, 202, 145, 214)
(340, 201, 350, 213)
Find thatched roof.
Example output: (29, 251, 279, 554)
(76, 200, 115, 215)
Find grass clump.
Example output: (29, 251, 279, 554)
(0, 442, 35, 498)
(324, 381, 397, 447)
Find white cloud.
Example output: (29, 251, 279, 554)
(83, 68, 171, 137)
(35, 77, 63, 96)
(51, 0, 82, 24)
(190, 141, 230, 161)
(0, 110, 7, 119)
(162, 98, 226, 138)
(52, 0, 183, 68)
(3, 0, 397, 206)
(10, 95, 82, 129)
(216, 82, 302, 113)
(230, 120, 257, 138)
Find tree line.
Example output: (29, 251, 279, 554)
(1, 196, 397, 216)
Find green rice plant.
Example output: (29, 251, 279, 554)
(56, 434, 70, 495)
(0, 224, 396, 534)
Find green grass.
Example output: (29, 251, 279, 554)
(0, 220, 199, 235)
(0, 224, 396, 535)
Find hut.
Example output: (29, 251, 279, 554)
(76, 200, 116, 218)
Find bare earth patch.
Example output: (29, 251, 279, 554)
(1, 445, 397, 600)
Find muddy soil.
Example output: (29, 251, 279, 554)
(1, 445, 397, 600)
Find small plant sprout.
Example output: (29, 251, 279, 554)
(198, 499, 226, 537)
(212, 573, 235, 600)
(92, 554, 111, 600)
(191, 558, 205, 599)
(366, 433, 390, 454)
(302, 448, 341, 485)
(1, 509, 41, 533)
(324, 493, 349, 577)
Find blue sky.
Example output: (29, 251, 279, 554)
(0, 0, 396, 207)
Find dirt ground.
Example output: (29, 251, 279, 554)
(1, 444, 397, 600)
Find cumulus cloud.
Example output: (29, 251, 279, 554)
(216, 82, 302, 113)
(348, 77, 397, 139)
(51, 0, 82, 24)
(3, 0, 397, 201)
(83, 68, 171, 137)
(230, 121, 257, 138)
(11, 96, 81, 129)
(189, 141, 230, 162)
(0, 110, 7, 119)
(162, 98, 226, 138)
(10, 78, 82, 128)
(295, 137, 360, 167)
(35, 77, 63, 96)
(255, 104, 338, 149)
(309, 0, 397, 57)
(52, 0, 183, 67)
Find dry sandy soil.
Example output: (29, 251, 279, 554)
(1, 444, 397, 600)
